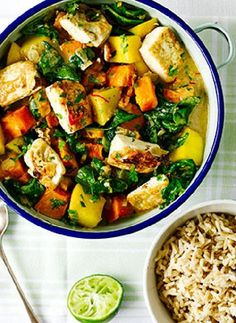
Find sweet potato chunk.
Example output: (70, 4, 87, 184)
(1, 106, 35, 141)
(35, 187, 70, 219)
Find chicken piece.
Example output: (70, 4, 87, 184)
(127, 175, 169, 211)
(140, 27, 184, 83)
(0, 61, 38, 107)
(46, 80, 92, 134)
(59, 5, 112, 47)
(24, 138, 66, 189)
(107, 134, 168, 173)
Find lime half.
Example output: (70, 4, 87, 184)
(67, 274, 124, 322)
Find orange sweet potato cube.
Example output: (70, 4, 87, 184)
(1, 106, 35, 141)
(35, 187, 70, 219)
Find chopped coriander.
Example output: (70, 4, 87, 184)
(168, 65, 178, 77)
(58, 140, 66, 149)
(50, 198, 66, 209)
(56, 113, 63, 119)
(88, 75, 99, 84)
(74, 92, 85, 104)
(120, 34, 128, 54)
(68, 209, 78, 216)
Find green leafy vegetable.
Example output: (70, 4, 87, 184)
(143, 95, 200, 149)
(168, 65, 178, 77)
(4, 178, 45, 206)
(61, 0, 80, 15)
(56, 64, 81, 81)
(21, 19, 59, 41)
(50, 198, 66, 209)
(155, 159, 197, 208)
(53, 128, 87, 156)
(38, 42, 63, 76)
(76, 158, 138, 200)
(38, 42, 80, 81)
(104, 109, 138, 145)
(102, 3, 149, 27)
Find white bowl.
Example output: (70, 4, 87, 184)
(143, 199, 236, 322)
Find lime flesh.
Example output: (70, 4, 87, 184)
(67, 274, 124, 322)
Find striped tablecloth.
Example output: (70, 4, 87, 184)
(0, 1, 236, 322)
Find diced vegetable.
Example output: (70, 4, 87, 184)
(69, 183, 106, 228)
(21, 36, 52, 64)
(21, 18, 59, 42)
(134, 59, 149, 76)
(107, 65, 136, 87)
(128, 18, 158, 38)
(6, 42, 23, 66)
(120, 103, 145, 131)
(1, 106, 36, 141)
(5, 137, 24, 154)
(0, 153, 27, 179)
(86, 143, 104, 160)
(106, 35, 142, 63)
(170, 127, 204, 166)
(60, 40, 83, 61)
(46, 112, 59, 128)
(89, 88, 121, 126)
(0, 124, 5, 155)
(135, 76, 158, 112)
(103, 195, 134, 223)
(35, 187, 70, 219)
(163, 86, 195, 103)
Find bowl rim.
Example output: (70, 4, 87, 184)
(143, 199, 236, 322)
(0, 0, 224, 239)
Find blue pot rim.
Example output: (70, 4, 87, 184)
(0, 0, 224, 239)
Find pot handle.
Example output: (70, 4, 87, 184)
(194, 23, 235, 69)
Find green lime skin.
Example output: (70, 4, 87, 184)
(67, 274, 124, 323)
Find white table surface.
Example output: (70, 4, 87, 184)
(0, 1, 236, 323)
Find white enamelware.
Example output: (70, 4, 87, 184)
(144, 199, 236, 322)
(0, 0, 234, 238)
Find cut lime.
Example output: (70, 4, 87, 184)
(67, 274, 124, 322)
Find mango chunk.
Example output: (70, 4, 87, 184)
(69, 184, 106, 228)
(107, 35, 142, 64)
(170, 127, 204, 166)
(89, 87, 121, 126)
(129, 18, 158, 38)
(7, 42, 23, 66)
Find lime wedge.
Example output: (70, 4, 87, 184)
(67, 274, 124, 322)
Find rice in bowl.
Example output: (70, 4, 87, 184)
(155, 212, 236, 322)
